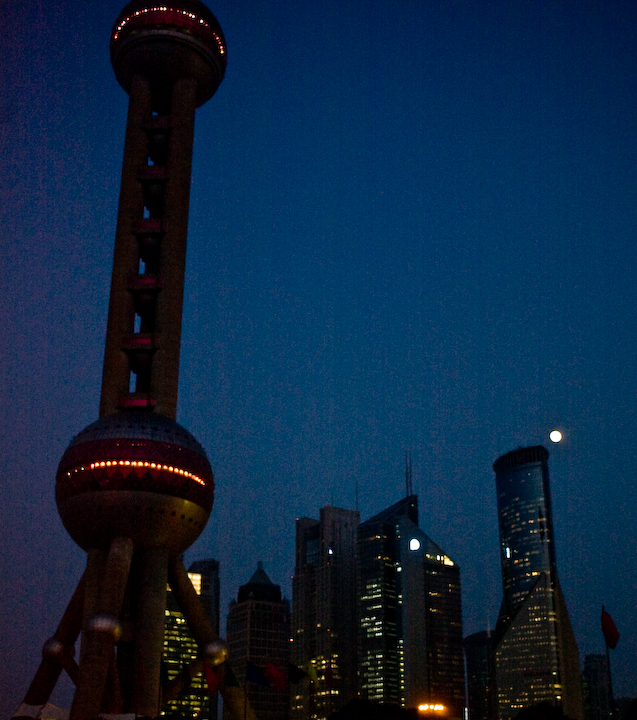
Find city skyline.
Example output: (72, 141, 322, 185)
(2, 0, 637, 716)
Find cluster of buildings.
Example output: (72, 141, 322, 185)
(11, 1, 618, 718)
(162, 445, 613, 720)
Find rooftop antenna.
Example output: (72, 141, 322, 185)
(355, 473, 359, 513)
(405, 450, 413, 497)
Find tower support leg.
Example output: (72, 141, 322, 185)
(12, 574, 85, 718)
(133, 547, 169, 717)
(70, 537, 134, 720)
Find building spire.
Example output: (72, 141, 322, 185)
(405, 450, 413, 496)
(355, 473, 359, 512)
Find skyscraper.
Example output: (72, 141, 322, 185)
(292, 506, 360, 720)
(464, 631, 493, 720)
(12, 3, 256, 719)
(358, 496, 465, 717)
(225, 563, 291, 720)
(492, 446, 583, 720)
(164, 560, 220, 720)
(582, 654, 612, 720)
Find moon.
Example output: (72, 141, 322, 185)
(549, 430, 563, 443)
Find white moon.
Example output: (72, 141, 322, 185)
(549, 430, 562, 443)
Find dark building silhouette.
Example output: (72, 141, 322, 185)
(292, 506, 360, 720)
(226, 563, 291, 720)
(616, 698, 637, 720)
(11, 3, 257, 719)
(328, 698, 419, 720)
(492, 446, 583, 720)
(357, 496, 464, 718)
(582, 654, 612, 720)
(164, 560, 220, 719)
(464, 630, 493, 720)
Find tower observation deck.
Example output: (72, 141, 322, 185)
(12, 3, 257, 720)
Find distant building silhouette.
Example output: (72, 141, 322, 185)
(328, 698, 418, 720)
(292, 506, 360, 720)
(492, 446, 583, 720)
(464, 630, 493, 720)
(582, 654, 612, 720)
(226, 563, 291, 720)
(163, 559, 220, 720)
(616, 698, 637, 720)
(357, 495, 464, 718)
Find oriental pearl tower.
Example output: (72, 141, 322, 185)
(14, 3, 256, 719)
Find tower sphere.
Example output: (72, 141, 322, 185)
(110, 0, 227, 107)
(56, 411, 214, 552)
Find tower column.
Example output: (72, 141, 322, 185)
(70, 538, 134, 720)
(152, 77, 198, 419)
(133, 547, 170, 716)
(100, 75, 152, 417)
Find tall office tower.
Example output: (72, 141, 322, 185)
(582, 655, 612, 720)
(464, 631, 493, 720)
(492, 446, 584, 720)
(11, 3, 257, 719)
(292, 506, 360, 720)
(357, 496, 465, 718)
(225, 563, 291, 720)
(164, 560, 220, 720)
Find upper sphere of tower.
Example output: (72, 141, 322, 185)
(110, 0, 226, 107)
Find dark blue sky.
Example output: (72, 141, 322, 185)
(2, 0, 636, 714)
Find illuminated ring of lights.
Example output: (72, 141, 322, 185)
(112, 5, 225, 55)
(55, 412, 214, 513)
(66, 460, 206, 486)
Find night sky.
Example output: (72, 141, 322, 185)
(2, 0, 637, 714)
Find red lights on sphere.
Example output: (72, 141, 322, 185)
(110, 0, 227, 106)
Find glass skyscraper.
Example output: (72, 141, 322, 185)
(492, 446, 583, 720)
(358, 496, 465, 718)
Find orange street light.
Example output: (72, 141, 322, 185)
(417, 704, 447, 716)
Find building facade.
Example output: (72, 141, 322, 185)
(292, 506, 360, 720)
(163, 559, 220, 720)
(358, 496, 465, 718)
(492, 446, 583, 720)
(226, 563, 291, 720)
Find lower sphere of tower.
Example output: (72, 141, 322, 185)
(56, 411, 214, 552)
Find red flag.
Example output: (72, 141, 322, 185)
(265, 661, 287, 692)
(601, 605, 620, 649)
(204, 660, 220, 693)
